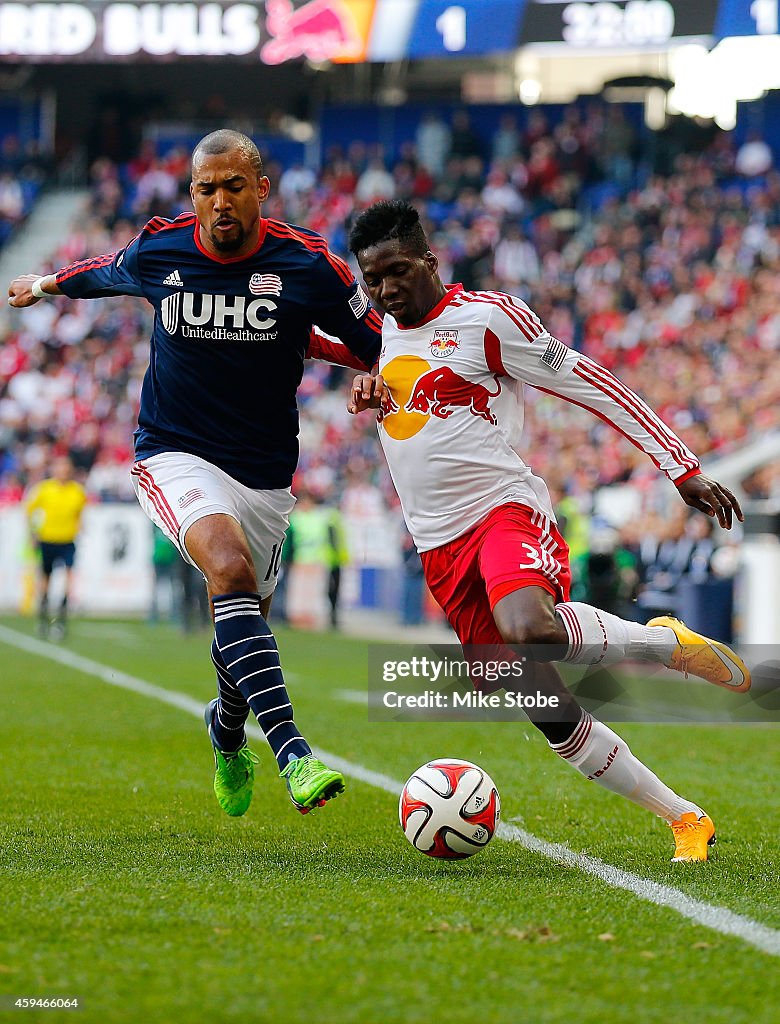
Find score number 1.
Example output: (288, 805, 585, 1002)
(751, 0, 778, 34)
(436, 5, 467, 51)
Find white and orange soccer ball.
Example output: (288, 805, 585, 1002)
(399, 758, 501, 859)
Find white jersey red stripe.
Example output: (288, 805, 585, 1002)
(451, 290, 546, 342)
(377, 286, 700, 552)
(575, 357, 698, 471)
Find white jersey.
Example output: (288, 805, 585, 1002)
(377, 285, 699, 552)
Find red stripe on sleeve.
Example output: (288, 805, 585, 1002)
(265, 221, 353, 286)
(576, 359, 698, 471)
(483, 327, 507, 375)
(56, 253, 117, 285)
(530, 382, 664, 472)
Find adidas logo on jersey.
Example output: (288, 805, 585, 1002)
(162, 269, 184, 287)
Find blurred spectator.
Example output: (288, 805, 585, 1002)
(133, 158, 179, 216)
(355, 158, 396, 203)
(493, 222, 539, 290)
(481, 168, 524, 217)
(634, 511, 716, 619)
(323, 498, 350, 628)
(400, 526, 425, 626)
(596, 106, 637, 187)
(286, 488, 348, 628)
(177, 558, 210, 633)
(25, 455, 86, 640)
(149, 525, 179, 625)
(0, 173, 24, 224)
(449, 110, 483, 160)
(416, 112, 451, 176)
(742, 460, 780, 501)
(492, 114, 521, 163)
(279, 162, 317, 208)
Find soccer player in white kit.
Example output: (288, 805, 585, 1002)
(348, 200, 750, 863)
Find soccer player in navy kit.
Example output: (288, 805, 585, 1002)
(8, 130, 382, 818)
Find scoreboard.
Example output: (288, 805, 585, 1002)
(519, 2, 720, 49)
(0, 0, 776, 63)
(403, 1, 527, 58)
(380, 2, 766, 59)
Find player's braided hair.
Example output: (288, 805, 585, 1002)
(349, 200, 429, 257)
(191, 129, 264, 180)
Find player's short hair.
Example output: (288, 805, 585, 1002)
(349, 200, 429, 257)
(191, 130, 264, 180)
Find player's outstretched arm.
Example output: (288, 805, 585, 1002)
(676, 475, 743, 530)
(348, 373, 387, 415)
(306, 328, 374, 371)
(8, 273, 62, 307)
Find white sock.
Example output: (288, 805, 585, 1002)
(555, 601, 677, 667)
(549, 710, 704, 821)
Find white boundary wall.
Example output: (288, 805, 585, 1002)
(3, 502, 776, 641)
(0, 504, 155, 614)
(0, 504, 401, 615)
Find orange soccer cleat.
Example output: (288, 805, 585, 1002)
(648, 616, 751, 692)
(669, 812, 716, 863)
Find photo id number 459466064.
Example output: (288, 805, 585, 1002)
(3, 997, 79, 1010)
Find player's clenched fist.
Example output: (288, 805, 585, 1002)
(349, 373, 387, 414)
(7, 274, 54, 307)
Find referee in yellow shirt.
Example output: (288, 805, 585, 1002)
(25, 456, 87, 639)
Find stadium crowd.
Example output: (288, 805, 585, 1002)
(1, 105, 777, 566)
(0, 134, 51, 247)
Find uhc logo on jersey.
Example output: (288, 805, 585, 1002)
(249, 273, 282, 296)
(161, 292, 278, 341)
(430, 329, 459, 359)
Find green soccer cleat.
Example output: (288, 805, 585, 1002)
(280, 755, 345, 815)
(204, 698, 259, 817)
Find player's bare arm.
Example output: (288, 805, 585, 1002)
(348, 372, 387, 414)
(7, 273, 62, 307)
(676, 474, 743, 529)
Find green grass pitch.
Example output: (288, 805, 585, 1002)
(0, 615, 777, 1024)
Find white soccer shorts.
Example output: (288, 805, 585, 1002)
(131, 452, 295, 598)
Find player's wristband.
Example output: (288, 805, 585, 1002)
(674, 467, 702, 486)
(31, 278, 48, 299)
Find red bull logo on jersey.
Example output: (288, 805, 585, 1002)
(260, 0, 364, 65)
(406, 366, 501, 425)
(429, 329, 459, 359)
(161, 291, 278, 341)
(380, 355, 502, 441)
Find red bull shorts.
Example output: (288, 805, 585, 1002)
(420, 503, 571, 647)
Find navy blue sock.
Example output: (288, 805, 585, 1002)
(212, 592, 311, 769)
(210, 639, 249, 754)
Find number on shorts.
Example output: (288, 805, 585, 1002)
(518, 542, 544, 571)
(264, 542, 283, 582)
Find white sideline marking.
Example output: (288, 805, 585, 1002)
(335, 688, 369, 704)
(2, 622, 779, 959)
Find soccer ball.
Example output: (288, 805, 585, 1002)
(399, 758, 501, 859)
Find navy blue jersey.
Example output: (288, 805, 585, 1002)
(56, 213, 382, 488)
